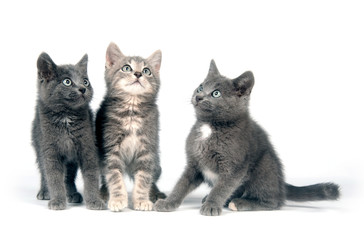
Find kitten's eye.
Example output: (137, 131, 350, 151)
(197, 85, 203, 93)
(121, 65, 132, 72)
(142, 68, 151, 76)
(63, 78, 72, 86)
(83, 79, 90, 87)
(212, 90, 221, 98)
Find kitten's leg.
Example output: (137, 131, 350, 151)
(154, 165, 203, 212)
(132, 170, 154, 211)
(200, 176, 243, 216)
(149, 165, 166, 202)
(43, 152, 67, 210)
(36, 157, 50, 200)
(105, 152, 128, 211)
(65, 162, 83, 203)
(79, 147, 105, 210)
(149, 183, 166, 203)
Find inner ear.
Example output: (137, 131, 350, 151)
(233, 71, 255, 97)
(106, 42, 124, 68)
(37, 52, 57, 82)
(147, 50, 162, 74)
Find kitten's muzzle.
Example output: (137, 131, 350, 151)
(196, 96, 203, 103)
(79, 87, 86, 94)
(134, 72, 142, 79)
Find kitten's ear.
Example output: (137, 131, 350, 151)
(147, 50, 162, 74)
(233, 71, 255, 97)
(106, 42, 124, 68)
(37, 52, 57, 82)
(77, 54, 88, 72)
(207, 59, 220, 77)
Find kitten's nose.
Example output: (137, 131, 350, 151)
(79, 87, 86, 94)
(134, 72, 142, 78)
(196, 96, 203, 103)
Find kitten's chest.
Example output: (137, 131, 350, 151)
(119, 97, 144, 131)
(54, 118, 87, 159)
(190, 123, 237, 174)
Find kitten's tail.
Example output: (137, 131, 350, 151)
(285, 182, 340, 201)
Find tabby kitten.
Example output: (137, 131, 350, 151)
(154, 60, 340, 216)
(32, 53, 105, 210)
(96, 42, 166, 211)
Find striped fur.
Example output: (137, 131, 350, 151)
(96, 43, 166, 211)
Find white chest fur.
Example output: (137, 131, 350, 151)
(202, 169, 219, 186)
(199, 124, 212, 140)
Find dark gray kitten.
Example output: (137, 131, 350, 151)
(154, 60, 340, 216)
(32, 53, 105, 210)
(95, 42, 166, 211)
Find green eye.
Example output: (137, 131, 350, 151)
(142, 68, 151, 76)
(121, 65, 132, 72)
(63, 78, 72, 86)
(212, 90, 221, 98)
(83, 79, 90, 86)
(197, 85, 203, 93)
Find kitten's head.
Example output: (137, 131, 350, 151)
(192, 60, 254, 123)
(37, 52, 93, 110)
(104, 42, 161, 97)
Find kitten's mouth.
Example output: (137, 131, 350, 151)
(195, 101, 213, 112)
(130, 80, 144, 88)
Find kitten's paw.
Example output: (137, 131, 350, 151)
(37, 189, 50, 200)
(86, 198, 106, 210)
(228, 201, 238, 211)
(48, 199, 67, 210)
(108, 197, 128, 212)
(134, 200, 153, 211)
(149, 191, 167, 203)
(68, 192, 83, 203)
(154, 199, 178, 212)
(200, 202, 222, 216)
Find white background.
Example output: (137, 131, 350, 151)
(1, 0, 363, 239)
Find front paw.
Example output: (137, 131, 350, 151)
(134, 200, 153, 211)
(86, 198, 106, 210)
(154, 199, 179, 212)
(37, 189, 50, 200)
(200, 202, 222, 216)
(48, 199, 67, 210)
(68, 192, 83, 203)
(108, 196, 128, 212)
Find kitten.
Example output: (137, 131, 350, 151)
(154, 60, 340, 216)
(32, 53, 105, 210)
(95, 42, 166, 211)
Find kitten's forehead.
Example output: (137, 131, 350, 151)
(130, 59, 146, 71)
(122, 56, 148, 70)
(203, 76, 231, 91)
(58, 64, 87, 78)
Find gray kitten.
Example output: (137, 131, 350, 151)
(32, 53, 105, 210)
(155, 60, 340, 216)
(95, 42, 166, 211)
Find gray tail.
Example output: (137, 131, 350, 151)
(285, 182, 340, 201)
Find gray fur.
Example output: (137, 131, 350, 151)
(95, 42, 166, 211)
(154, 60, 340, 216)
(32, 53, 105, 210)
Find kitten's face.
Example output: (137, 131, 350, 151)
(192, 60, 254, 123)
(104, 42, 161, 96)
(37, 53, 93, 109)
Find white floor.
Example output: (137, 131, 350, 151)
(4, 171, 362, 240)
